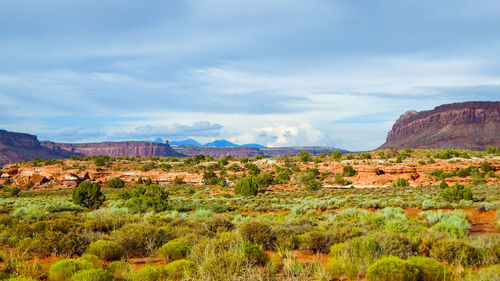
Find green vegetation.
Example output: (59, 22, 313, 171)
(0, 149, 498, 280)
(72, 181, 106, 209)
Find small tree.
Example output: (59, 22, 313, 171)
(297, 151, 312, 162)
(107, 177, 125, 188)
(72, 181, 106, 209)
(234, 176, 258, 196)
(342, 165, 357, 177)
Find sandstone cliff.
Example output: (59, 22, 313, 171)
(379, 101, 500, 150)
(46, 141, 184, 158)
(0, 129, 184, 167)
(0, 130, 73, 167)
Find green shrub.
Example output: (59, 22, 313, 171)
(275, 170, 292, 183)
(239, 221, 276, 250)
(430, 216, 470, 238)
(242, 242, 269, 265)
(133, 265, 168, 281)
(474, 264, 500, 281)
(71, 269, 113, 281)
(439, 183, 473, 202)
(48, 259, 91, 281)
(72, 181, 106, 209)
(107, 177, 125, 188)
(234, 176, 258, 196)
(255, 172, 274, 188)
(366, 256, 419, 281)
(108, 261, 132, 280)
(87, 240, 124, 261)
(334, 174, 351, 185)
(429, 239, 481, 266)
(164, 259, 196, 279)
(173, 177, 185, 185)
(486, 146, 499, 154)
(406, 256, 451, 281)
(342, 166, 357, 177)
(297, 151, 312, 162)
(392, 178, 409, 188)
(158, 241, 190, 262)
(304, 180, 322, 191)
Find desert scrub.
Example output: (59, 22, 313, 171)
(342, 165, 357, 177)
(157, 240, 190, 262)
(164, 259, 196, 279)
(107, 177, 125, 188)
(392, 178, 409, 188)
(87, 240, 124, 261)
(48, 259, 92, 281)
(72, 269, 114, 281)
(239, 220, 276, 250)
(366, 256, 419, 281)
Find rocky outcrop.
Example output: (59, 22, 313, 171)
(0, 129, 73, 167)
(47, 141, 184, 158)
(379, 101, 500, 150)
(0, 129, 184, 167)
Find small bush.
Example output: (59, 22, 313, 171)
(173, 177, 185, 185)
(429, 239, 481, 266)
(242, 242, 269, 265)
(366, 256, 419, 281)
(304, 180, 322, 191)
(108, 261, 132, 280)
(164, 259, 196, 279)
(107, 177, 125, 188)
(342, 166, 357, 177)
(240, 221, 276, 250)
(48, 259, 91, 281)
(234, 176, 258, 196)
(440, 183, 473, 202)
(392, 178, 409, 188)
(158, 241, 190, 262)
(133, 265, 168, 281)
(406, 256, 451, 281)
(87, 240, 124, 261)
(71, 269, 113, 281)
(430, 216, 470, 238)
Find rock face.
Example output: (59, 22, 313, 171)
(0, 129, 74, 167)
(46, 141, 184, 158)
(379, 101, 500, 150)
(0, 129, 184, 167)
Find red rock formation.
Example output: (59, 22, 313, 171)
(0, 129, 73, 167)
(379, 101, 500, 150)
(0, 129, 184, 167)
(49, 141, 184, 158)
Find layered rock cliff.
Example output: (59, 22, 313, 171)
(0, 129, 184, 167)
(0, 130, 73, 167)
(46, 141, 184, 158)
(379, 101, 500, 150)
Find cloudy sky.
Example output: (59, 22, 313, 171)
(1, 0, 499, 150)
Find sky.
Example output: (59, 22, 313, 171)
(0, 0, 499, 151)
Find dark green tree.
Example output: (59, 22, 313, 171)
(234, 176, 258, 196)
(72, 181, 106, 209)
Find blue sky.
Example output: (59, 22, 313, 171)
(0, 0, 499, 150)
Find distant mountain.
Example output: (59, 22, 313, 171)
(240, 143, 266, 148)
(379, 101, 500, 150)
(204, 139, 239, 147)
(170, 139, 202, 146)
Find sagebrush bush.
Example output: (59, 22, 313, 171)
(48, 259, 91, 281)
(406, 256, 451, 281)
(71, 269, 113, 281)
(164, 259, 196, 279)
(239, 221, 276, 250)
(157, 241, 190, 262)
(366, 256, 419, 281)
(429, 239, 481, 266)
(87, 240, 124, 261)
(108, 261, 132, 281)
(430, 216, 470, 238)
(392, 178, 409, 188)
